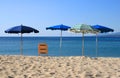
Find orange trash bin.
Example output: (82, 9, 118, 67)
(38, 43, 48, 56)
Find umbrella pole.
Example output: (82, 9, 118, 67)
(82, 33, 84, 56)
(96, 33, 98, 57)
(60, 30, 62, 48)
(20, 33, 23, 55)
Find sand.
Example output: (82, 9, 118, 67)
(0, 55, 120, 78)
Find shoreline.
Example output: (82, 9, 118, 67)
(1, 55, 120, 58)
(0, 55, 120, 78)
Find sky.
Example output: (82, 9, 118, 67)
(0, 0, 120, 36)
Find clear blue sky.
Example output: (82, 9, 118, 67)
(0, 0, 120, 36)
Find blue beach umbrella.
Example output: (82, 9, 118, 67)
(5, 24, 39, 55)
(46, 24, 71, 48)
(92, 25, 114, 57)
(92, 25, 114, 33)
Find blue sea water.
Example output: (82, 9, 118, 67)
(0, 37, 120, 57)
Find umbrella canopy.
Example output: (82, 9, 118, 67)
(46, 24, 71, 48)
(92, 25, 114, 33)
(46, 24, 71, 30)
(5, 24, 39, 55)
(70, 24, 99, 56)
(92, 25, 114, 57)
(5, 25, 39, 33)
(70, 24, 98, 33)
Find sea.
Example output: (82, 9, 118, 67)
(0, 37, 120, 57)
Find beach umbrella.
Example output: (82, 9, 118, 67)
(70, 24, 99, 56)
(5, 24, 39, 55)
(46, 24, 71, 48)
(92, 25, 114, 57)
(92, 25, 114, 33)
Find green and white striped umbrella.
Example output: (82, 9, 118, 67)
(70, 24, 98, 33)
(70, 24, 99, 56)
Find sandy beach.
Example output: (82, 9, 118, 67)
(0, 55, 120, 78)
